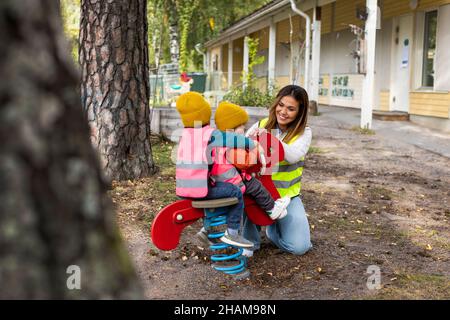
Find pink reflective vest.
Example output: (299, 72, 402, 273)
(175, 126, 215, 198)
(210, 147, 246, 193)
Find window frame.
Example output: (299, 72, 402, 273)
(421, 9, 438, 89)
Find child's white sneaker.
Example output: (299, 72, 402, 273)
(196, 227, 213, 247)
(242, 248, 254, 258)
(268, 196, 291, 220)
(220, 230, 254, 248)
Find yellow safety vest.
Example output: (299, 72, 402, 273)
(259, 118, 305, 198)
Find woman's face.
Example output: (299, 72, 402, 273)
(275, 95, 300, 130)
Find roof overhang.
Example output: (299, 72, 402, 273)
(205, 0, 336, 49)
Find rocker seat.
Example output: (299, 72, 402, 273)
(192, 197, 239, 209)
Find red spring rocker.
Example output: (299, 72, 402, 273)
(151, 132, 285, 251)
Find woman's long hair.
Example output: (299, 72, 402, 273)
(264, 85, 309, 143)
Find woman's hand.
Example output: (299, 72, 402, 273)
(254, 128, 267, 136)
(259, 152, 267, 175)
(253, 140, 267, 175)
(246, 127, 267, 137)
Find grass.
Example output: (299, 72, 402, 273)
(111, 139, 178, 230)
(373, 272, 450, 299)
(351, 126, 376, 135)
(308, 146, 325, 154)
(152, 139, 176, 176)
(366, 186, 394, 201)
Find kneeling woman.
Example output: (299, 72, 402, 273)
(244, 85, 313, 256)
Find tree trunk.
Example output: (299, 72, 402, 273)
(80, 0, 155, 181)
(0, 0, 143, 299)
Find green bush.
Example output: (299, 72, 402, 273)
(223, 86, 276, 108)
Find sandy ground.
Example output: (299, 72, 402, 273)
(112, 111, 450, 300)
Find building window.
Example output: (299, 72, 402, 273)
(422, 10, 437, 87)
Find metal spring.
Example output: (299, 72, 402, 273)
(203, 207, 248, 277)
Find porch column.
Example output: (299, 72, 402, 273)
(310, 6, 322, 104)
(218, 46, 222, 73)
(268, 18, 276, 91)
(228, 40, 234, 89)
(205, 50, 211, 90)
(205, 50, 211, 73)
(360, 0, 378, 129)
(243, 36, 250, 89)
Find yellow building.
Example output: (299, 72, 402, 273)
(205, 0, 450, 132)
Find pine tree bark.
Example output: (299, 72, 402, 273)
(0, 0, 143, 299)
(80, 0, 155, 181)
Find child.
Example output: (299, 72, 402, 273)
(175, 92, 257, 248)
(212, 101, 291, 222)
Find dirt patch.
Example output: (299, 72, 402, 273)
(111, 117, 450, 300)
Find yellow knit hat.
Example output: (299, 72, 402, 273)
(176, 92, 211, 127)
(214, 101, 249, 131)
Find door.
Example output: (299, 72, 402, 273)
(390, 15, 413, 112)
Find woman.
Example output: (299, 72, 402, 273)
(243, 85, 313, 256)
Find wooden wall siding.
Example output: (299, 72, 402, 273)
(410, 92, 450, 118)
(232, 37, 243, 72)
(318, 95, 329, 105)
(334, 0, 365, 32)
(277, 16, 301, 44)
(275, 76, 290, 89)
(381, 0, 450, 20)
(299, 75, 304, 87)
(381, 0, 411, 19)
(379, 90, 390, 111)
(252, 27, 270, 51)
(221, 73, 229, 91)
(221, 43, 228, 72)
(232, 38, 244, 85)
(255, 77, 268, 92)
(417, 0, 450, 10)
(321, 3, 333, 34)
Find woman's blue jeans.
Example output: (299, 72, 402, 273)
(243, 196, 312, 255)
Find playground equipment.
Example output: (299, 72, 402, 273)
(168, 73, 193, 97)
(151, 132, 285, 279)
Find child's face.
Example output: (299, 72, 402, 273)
(234, 124, 246, 135)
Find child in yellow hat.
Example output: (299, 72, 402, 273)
(175, 92, 256, 248)
(213, 101, 291, 222)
